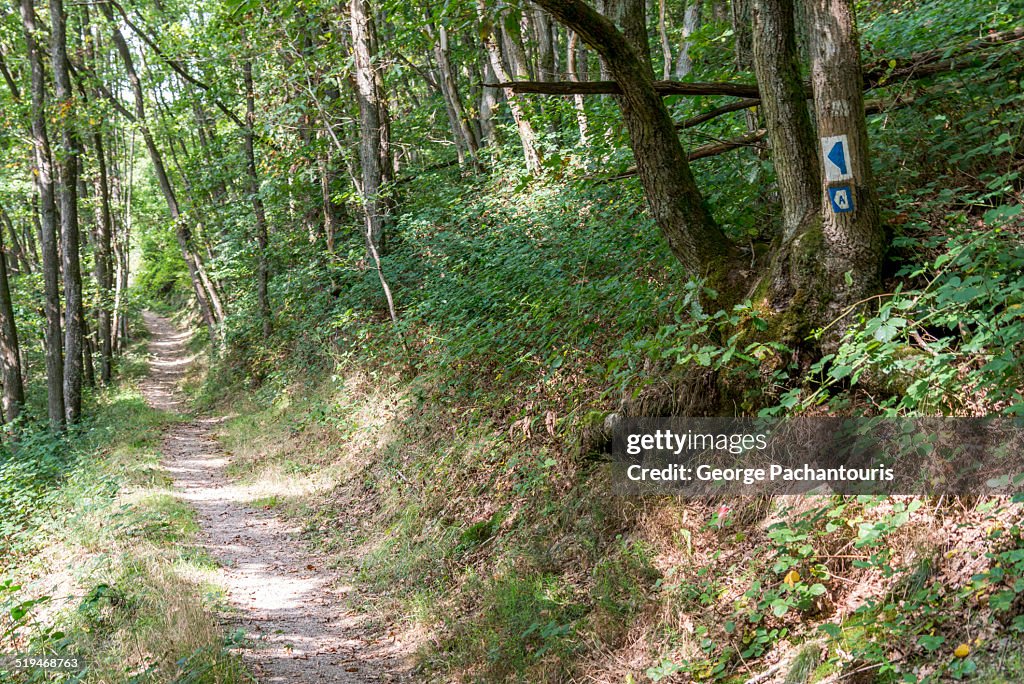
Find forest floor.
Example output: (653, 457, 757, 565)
(140, 312, 407, 683)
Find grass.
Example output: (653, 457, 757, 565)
(0, 337, 249, 684)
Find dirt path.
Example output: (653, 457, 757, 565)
(140, 312, 402, 683)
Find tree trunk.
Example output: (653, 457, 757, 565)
(658, 0, 672, 78)
(51, 0, 83, 424)
(806, 0, 884, 333)
(431, 23, 481, 169)
(531, 0, 734, 278)
(534, 8, 557, 81)
(733, 0, 758, 131)
(619, 0, 650, 74)
(350, 0, 394, 255)
(752, 0, 819, 241)
(0, 222, 25, 423)
(675, 0, 702, 78)
(20, 0, 65, 430)
(478, 1, 543, 172)
(242, 58, 272, 337)
(92, 130, 114, 383)
(480, 59, 499, 145)
(566, 31, 590, 144)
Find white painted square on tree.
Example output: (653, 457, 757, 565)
(821, 135, 853, 182)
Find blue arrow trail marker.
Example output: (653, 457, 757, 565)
(821, 135, 853, 181)
(828, 185, 855, 214)
(827, 141, 847, 175)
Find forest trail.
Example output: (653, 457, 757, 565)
(140, 312, 400, 683)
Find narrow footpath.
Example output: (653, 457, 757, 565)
(140, 312, 402, 683)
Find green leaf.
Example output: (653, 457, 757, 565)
(917, 635, 945, 652)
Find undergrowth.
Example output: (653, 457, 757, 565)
(185, 4, 1024, 682)
(0, 335, 248, 684)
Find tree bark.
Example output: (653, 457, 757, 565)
(480, 59, 499, 145)
(350, 0, 394, 255)
(533, 8, 557, 81)
(530, 0, 734, 278)
(91, 130, 114, 383)
(752, 0, 819, 241)
(0, 221, 25, 424)
(675, 0, 702, 78)
(242, 57, 272, 337)
(566, 31, 590, 144)
(430, 22, 481, 168)
(619, 0, 650, 75)
(20, 0, 65, 430)
(51, 0, 84, 424)
(657, 0, 672, 78)
(806, 0, 884, 332)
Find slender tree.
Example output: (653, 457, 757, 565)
(242, 57, 272, 337)
(752, 0, 819, 241)
(20, 0, 65, 430)
(350, 0, 394, 255)
(51, 0, 84, 423)
(478, 0, 543, 173)
(0, 218, 25, 423)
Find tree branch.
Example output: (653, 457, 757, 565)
(677, 97, 761, 129)
(487, 79, 761, 98)
(596, 129, 767, 182)
(105, 0, 247, 130)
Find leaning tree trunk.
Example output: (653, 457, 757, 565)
(51, 0, 83, 424)
(0, 223, 25, 423)
(806, 0, 884, 336)
(531, 0, 734, 279)
(431, 23, 481, 169)
(20, 0, 65, 430)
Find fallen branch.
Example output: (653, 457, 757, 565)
(863, 26, 1024, 88)
(488, 27, 1023, 105)
(596, 129, 767, 182)
(677, 98, 761, 129)
(487, 79, 761, 98)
